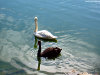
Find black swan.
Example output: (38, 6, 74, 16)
(37, 41, 62, 58)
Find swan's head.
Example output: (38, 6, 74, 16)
(54, 47, 62, 53)
(34, 17, 38, 21)
(38, 40, 41, 45)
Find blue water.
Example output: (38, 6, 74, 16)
(0, 0, 100, 74)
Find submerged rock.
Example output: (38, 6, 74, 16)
(64, 69, 92, 75)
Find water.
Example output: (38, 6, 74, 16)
(0, 0, 100, 74)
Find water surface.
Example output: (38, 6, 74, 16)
(0, 0, 100, 74)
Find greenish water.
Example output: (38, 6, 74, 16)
(0, 0, 100, 74)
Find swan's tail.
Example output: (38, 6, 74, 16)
(53, 36, 58, 39)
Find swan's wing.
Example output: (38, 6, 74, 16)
(34, 30, 57, 39)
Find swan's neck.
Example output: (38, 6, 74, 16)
(38, 43, 41, 57)
(34, 20, 38, 32)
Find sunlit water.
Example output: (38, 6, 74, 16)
(0, 0, 100, 75)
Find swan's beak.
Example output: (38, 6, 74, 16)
(38, 40, 41, 45)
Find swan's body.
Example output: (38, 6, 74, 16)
(34, 17, 57, 39)
(37, 41, 62, 58)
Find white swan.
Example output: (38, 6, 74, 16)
(34, 17, 57, 39)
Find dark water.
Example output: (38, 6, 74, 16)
(0, 0, 100, 74)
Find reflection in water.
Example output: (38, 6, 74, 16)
(0, 28, 99, 74)
(37, 57, 41, 71)
(34, 36, 38, 49)
(34, 36, 57, 49)
(37, 54, 61, 71)
(0, 60, 26, 75)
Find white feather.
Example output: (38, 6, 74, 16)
(34, 30, 57, 39)
(34, 17, 57, 39)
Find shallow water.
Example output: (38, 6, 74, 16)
(0, 0, 100, 74)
